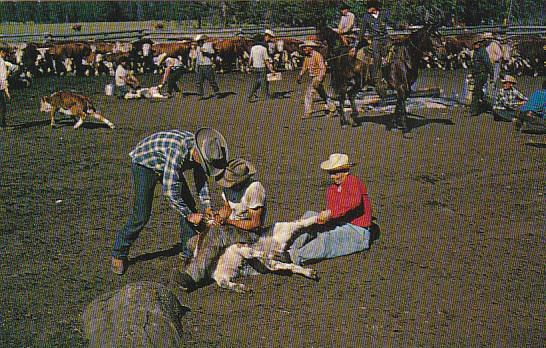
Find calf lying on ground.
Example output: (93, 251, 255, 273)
(40, 91, 115, 129)
(124, 86, 169, 100)
(209, 215, 320, 293)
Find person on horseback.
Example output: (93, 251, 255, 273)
(337, 3, 355, 47)
(357, 0, 392, 98)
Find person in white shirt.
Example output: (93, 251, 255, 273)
(337, 3, 355, 46)
(194, 34, 220, 99)
(0, 47, 10, 127)
(248, 39, 275, 102)
(114, 58, 129, 99)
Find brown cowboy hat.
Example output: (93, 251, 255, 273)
(216, 158, 256, 188)
(194, 127, 229, 178)
(367, 0, 381, 9)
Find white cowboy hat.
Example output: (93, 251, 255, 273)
(501, 75, 517, 84)
(320, 153, 354, 171)
(264, 29, 275, 37)
(193, 34, 208, 42)
(194, 127, 229, 177)
(299, 40, 320, 48)
(216, 158, 256, 188)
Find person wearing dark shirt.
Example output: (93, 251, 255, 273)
(469, 39, 493, 116)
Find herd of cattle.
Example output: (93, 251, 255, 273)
(2, 31, 545, 89)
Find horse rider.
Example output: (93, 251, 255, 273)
(356, 0, 392, 98)
(337, 2, 355, 47)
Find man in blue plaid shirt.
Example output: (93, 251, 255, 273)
(493, 75, 528, 122)
(111, 128, 229, 275)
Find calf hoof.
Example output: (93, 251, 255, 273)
(306, 269, 320, 281)
(232, 283, 251, 293)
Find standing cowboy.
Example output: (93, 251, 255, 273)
(469, 37, 493, 117)
(357, 0, 392, 97)
(0, 46, 10, 128)
(248, 38, 275, 102)
(111, 128, 229, 275)
(297, 40, 336, 119)
(194, 34, 220, 99)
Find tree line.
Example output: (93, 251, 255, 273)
(0, 1, 543, 27)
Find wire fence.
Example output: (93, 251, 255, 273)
(0, 25, 544, 44)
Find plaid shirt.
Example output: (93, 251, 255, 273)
(497, 87, 527, 110)
(129, 130, 211, 217)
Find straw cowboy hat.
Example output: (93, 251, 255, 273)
(264, 29, 275, 37)
(320, 153, 355, 171)
(216, 158, 256, 188)
(474, 32, 493, 44)
(501, 75, 517, 84)
(194, 127, 229, 177)
(299, 40, 321, 48)
(193, 34, 208, 42)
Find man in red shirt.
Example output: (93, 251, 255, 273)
(288, 153, 372, 265)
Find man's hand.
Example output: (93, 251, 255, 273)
(187, 213, 203, 225)
(317, 210, 331, 224)
(218, 205, 232, 220)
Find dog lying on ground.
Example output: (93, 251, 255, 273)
(40, 91, 115, 129)
(187, 215, 320, 293)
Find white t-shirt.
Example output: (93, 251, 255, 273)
(196, 42, 215, 66)
(222, 181, 266, 222)
(249, 45, 270, 69)
(0, 57, 7, 91)
(115, 64, 127, 86)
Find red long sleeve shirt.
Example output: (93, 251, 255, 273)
(326, 174, 372, 228)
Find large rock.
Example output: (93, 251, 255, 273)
(82, 281, 188, 347)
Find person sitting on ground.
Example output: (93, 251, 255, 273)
(114, 58, 130, 99)
(493, 75, 527, 122)
(172, 158, 266, 291)
(516, 79, 546, 131)
(297, 40, 336, 119)
(288, 153, 373, 266)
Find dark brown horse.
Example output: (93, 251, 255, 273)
(317, 21, 443, 131)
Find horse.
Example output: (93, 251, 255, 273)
(317, 21, 443, 132)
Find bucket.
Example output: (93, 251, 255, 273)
(267, 72, 282, 82)
(105, 84, 114, 96)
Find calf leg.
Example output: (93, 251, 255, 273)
(73, 111, 87, 129)
(263, 259, 318, 280)
(212, 244, 251, 293)
(91, 112, 115, 129)
(50, 109, 57, 127)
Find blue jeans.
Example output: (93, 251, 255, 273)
(196, 65, 219, 96)
(249, 67, 270, 98)
(112, 163, 196, 259)
(288, 211, 370, 266)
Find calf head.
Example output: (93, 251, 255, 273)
(39, 96, 53, 112)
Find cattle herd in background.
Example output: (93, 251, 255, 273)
(2, 31, 545, 89)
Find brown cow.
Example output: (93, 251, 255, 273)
(48, 42, 92, 75)
(40, 91, 115, 129)
(152, 41, 191, 62)
(213, 36, 254, 73)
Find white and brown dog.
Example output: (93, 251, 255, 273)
(40, 91, 115, 129)
(188, 215, 320, 293)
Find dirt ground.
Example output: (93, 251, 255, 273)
(0, 69, 543, 347)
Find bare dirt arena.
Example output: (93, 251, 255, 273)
(0, 69, 543, 347)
